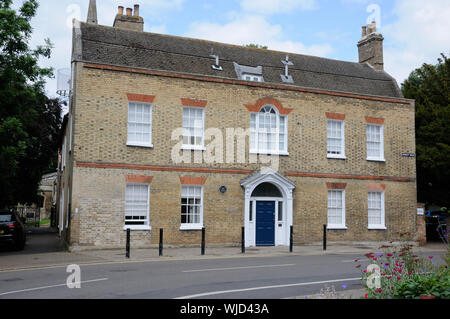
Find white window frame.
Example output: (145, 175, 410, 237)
(244, 74, 263, 82)
(250, 105, 289, 155)
(126, 101, 153, 148)
(327, 119, 346, 159)
(181, 106, 206, 151)
(124, 183, 151, 230)
(327, 189, 347, 229)
(180, 185, 204, 230)
(366, 124, 385, 162)
(368, 191, 386, 230)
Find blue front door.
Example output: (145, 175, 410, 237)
(256, 201, 275, 246)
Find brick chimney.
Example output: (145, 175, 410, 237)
(357, 21, 384, 71)
(113, 4, 144, 32)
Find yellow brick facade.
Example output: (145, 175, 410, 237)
(64, 62, 417, 249)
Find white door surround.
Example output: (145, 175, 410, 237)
(240, 167, 296, 247)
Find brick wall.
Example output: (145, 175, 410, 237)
(67, 63, 417, 248)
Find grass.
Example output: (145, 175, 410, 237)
(39, 219, 50, 226)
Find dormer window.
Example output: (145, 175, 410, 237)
(234, 62, 264, 82)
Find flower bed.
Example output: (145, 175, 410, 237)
(356, 232, 450, 299)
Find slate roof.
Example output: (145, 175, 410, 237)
(74, 22, 403, 98)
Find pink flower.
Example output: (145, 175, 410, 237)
(429, 256, 434, 259)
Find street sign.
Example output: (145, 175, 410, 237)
(402, 153, 415, 158)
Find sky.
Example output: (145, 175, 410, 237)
(11, 0, 450, 98)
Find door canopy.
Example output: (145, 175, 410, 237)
(240, 167, 296, 199)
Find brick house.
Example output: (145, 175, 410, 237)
(57, 1, 417, 249)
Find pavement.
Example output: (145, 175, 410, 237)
(0, 227, 447, 272)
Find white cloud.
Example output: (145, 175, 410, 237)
(185, 15, 332, 57)
(240, 0, 317, 15)
(11, 0, 185, 98)
(382, 0, 450, 82)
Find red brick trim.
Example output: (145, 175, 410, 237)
(181, 98, 207, 108)
(76, 161, 253, 175)
(326, 112, 346, 121)
(179, 176, 207, 185)
(365, 117, 385, 125)
(285, 171, 415, 182)
(125, 175, 153, 184)
(126, 93, 155, 103)
(84, 63, 412, 105)
(245, 98, 293, 115)
(326, 182, 347, 189)
(367, 184, 386, 191)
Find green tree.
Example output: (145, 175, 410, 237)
(0, 0, 62, 208)
(245, 43, 268, 50)
(401, 54, 450, 207)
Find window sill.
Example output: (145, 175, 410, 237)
(327, 226, 348, 230)
(367, 158, 386, 163)
(123, 225, 151, 231)
(327, 155, 347, 160)
(126, 142, 154, 148)
(368, 226, 387, 230)
(180, 224, 203, 231)
(250, 151, 289, 156)
(181, 145, 206, 151)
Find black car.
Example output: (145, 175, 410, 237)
(0, 209, 26, 250)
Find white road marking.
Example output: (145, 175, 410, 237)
(0, 278, 108, 296)
(182, 264, 296, 273)
(175, 277, 361, 299)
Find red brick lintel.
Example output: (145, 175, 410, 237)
(181, 98, 207, 108)
(326, 182, 347, 189)
(179, 176, 207, 185)
(365, 117, 385, 125)
(326, 112, 346, 121)
(286, 171, 414, 182)
(125, 175, 153, 184)
(126, 93, 155, 103)
(367, 184, 386, 191)
(83, 63, 412, 105)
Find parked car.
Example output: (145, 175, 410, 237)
(425, 209, 448, 242)
(0, 209, 26, 250)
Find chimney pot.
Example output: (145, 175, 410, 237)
(362, 26, 367, 37)
(118, 6, 124, 15)
(134, 4, 140, 17)
(126, 8, 132, 16)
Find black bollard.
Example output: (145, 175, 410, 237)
(323, 224, 327, 251)
(126, 228, 130, 258)
(242, 226, 245, 254)
(289, 225, 293, 253)
(201, 227, 206, 255)
(159, 228, 163, 257)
